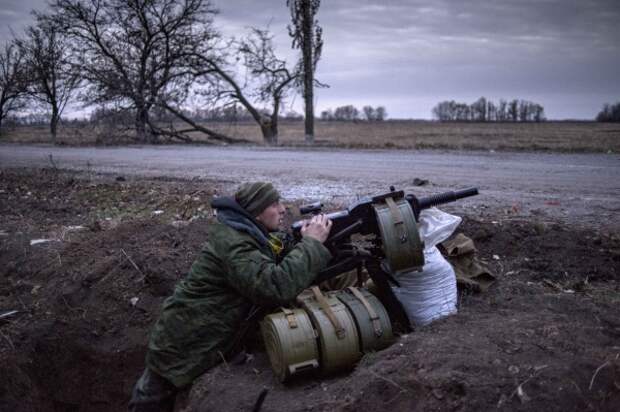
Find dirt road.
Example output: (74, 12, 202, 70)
(1, 143, 619, 227)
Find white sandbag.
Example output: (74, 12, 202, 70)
(417, 207, 462, 250)
(392, 246, 457, 326)
(392, 208, 461, 326)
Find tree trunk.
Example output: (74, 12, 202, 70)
(302, 1, 314, 144)
(260, 109, 279, 146)
(135, 107, 150, 143)
(260, 121, 278, 146)
(50, 106, 59, 145)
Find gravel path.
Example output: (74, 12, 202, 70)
(2, 143, 619, 228)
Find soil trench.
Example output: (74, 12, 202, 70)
(1, 168, 619, 411)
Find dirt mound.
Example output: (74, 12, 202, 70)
(1, 169, 619, 411)
(465, 217, 619, 283)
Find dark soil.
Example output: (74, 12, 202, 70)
(1, 168, 619, 412)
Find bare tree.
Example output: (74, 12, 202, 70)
(0, 42, 28, 134)
(497, 99, 507, 121)
(471, 97, 487, 121)
(508, 99, 519, 122)
(320, 108, 333, 121)
(192, 27, 299, 145)
(455, 103, 470, 121)
(518, 100, 529, 122)
(532, 103, 545, 122)
(235, 28, 299, 144)
(596, 102, 620, 122)
(50, 0, 228, 143)
(362, 105, 375, 121)
(432, 100, 454, 121)
(362, 105, 387, 121)
(16, 14, 79, 143)
(333, 105, 359, 121)
(487, 101, 496, 122)
(287, 0, 323, 144)
(375, 106, 387, 121)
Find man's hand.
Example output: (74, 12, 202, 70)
(301, 214, 333, 244)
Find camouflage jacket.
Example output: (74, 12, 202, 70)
(145, 198, 331, 388)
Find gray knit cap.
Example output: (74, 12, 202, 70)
(234, 182, 280, 216)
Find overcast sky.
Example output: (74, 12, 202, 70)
(1, 0, 619, 119)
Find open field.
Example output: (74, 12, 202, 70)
(1, 168, 619, 411)
(2, 120, 619, 152)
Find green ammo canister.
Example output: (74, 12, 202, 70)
(373, 196, 424, 273)
(336, 287, 394, 353)
(261, 307, 320, 382)
(299, 287, 361, 375)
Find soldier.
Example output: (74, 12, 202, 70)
(129, 182, 332, 411)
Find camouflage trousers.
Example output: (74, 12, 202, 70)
(128, 368, 178, 412)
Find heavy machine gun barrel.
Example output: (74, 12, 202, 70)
(408, 187, 479, 217)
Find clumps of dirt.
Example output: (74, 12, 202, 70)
(1, 168, 619, 412)
(461, 217, 620, 283)
(0, 168, 217, 232)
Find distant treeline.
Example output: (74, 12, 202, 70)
(432, 97, 545, 122)
(4, 104, 306, 127)
(320, 105, 387, 121)
(5, 103, 391, 127)
(596, 102, 620, 122)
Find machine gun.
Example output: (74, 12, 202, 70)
(291, 186, 479, 331)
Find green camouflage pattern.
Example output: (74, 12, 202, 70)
(145, 222, 331, 388)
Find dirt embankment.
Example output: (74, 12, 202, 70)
(1, 168, 619, 411)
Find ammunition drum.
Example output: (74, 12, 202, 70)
(300, 291, 361, 375)
(336, 287, 394, 353)
(261, 287, 393, 382)
(260, 308, 320, 382)
(374, 197, 425, 273)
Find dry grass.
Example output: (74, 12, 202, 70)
(1, 120, 619, 152)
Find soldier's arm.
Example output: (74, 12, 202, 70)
(225, 237, 331, 306)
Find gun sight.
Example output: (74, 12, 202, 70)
(299, 201, 323, 215)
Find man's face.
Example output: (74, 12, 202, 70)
(255, 201, 285, 232)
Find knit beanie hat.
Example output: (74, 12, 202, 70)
(235, 182, 280, 216)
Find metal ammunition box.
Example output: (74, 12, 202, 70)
(336, 287, 394, 353)
(373, 197, 424, 273)
(261, 307, 320, 382)
(299, 291, 362, 375)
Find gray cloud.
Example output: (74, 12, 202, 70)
(0, 1, 44, 40)
(1, 0, 618, 118)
